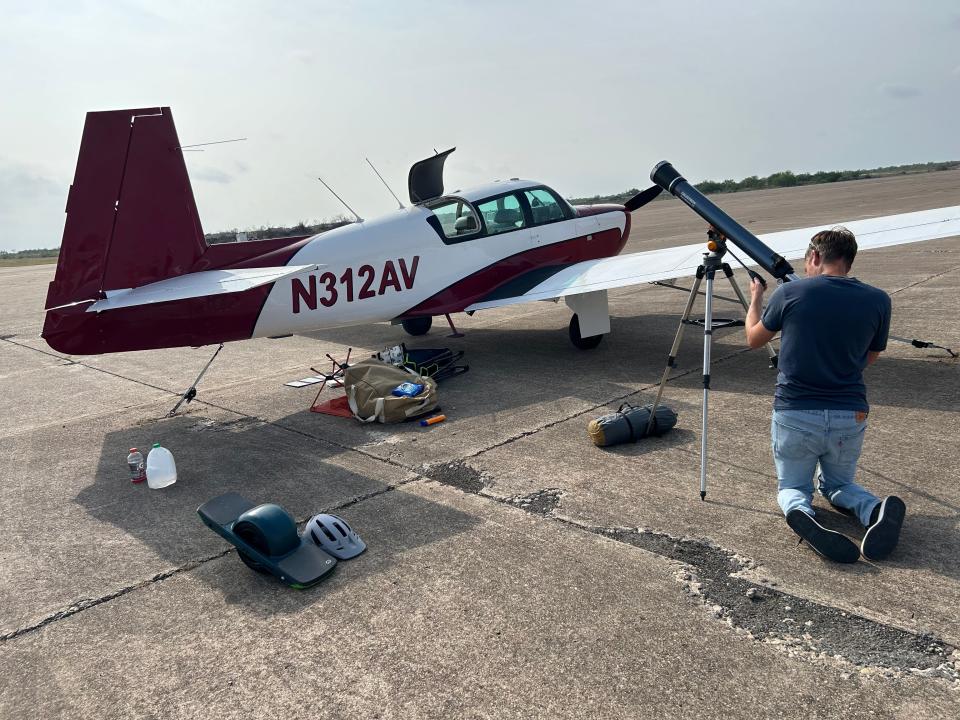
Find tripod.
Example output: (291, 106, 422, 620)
(645, 231, 779, 500)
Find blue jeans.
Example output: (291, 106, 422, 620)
(771, 409, 880, 527)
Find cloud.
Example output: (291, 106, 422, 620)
(880, 83, 921, 99)
(0, 159, 67, 251)
(190, 166, 234, 184)
(0, 160, 63, 214)
(288, 49, 317, 65)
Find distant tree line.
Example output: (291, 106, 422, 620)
(12, 161, 958, 257)
(204, 216, 352, 244)
(567, 160, 960, 205)
(0, 248, 59, 259)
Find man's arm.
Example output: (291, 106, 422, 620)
(866, 350, 881, 366)
(745, 278, 777, 349)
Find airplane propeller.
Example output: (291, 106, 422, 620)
(623, 185, 663, 211)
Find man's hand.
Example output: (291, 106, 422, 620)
(744, 277, 776, 349)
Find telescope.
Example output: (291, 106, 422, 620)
(649, 161, 799, 282)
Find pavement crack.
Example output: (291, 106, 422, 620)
(462, 346, 754, 461)
(888, 263, 960, 296)
(563, 519, 959, 681)
(0, 549, 233, 644)
(0, 478, 421, 644)
(419, 460, 959, 681)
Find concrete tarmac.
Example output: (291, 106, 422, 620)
(1, 171, 959, 719)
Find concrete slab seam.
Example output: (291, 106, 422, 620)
(422, 460, 960, 684)
(0, 548, 233, 643)
(886, 264, 960, 296)
(0, 476, 424, 645)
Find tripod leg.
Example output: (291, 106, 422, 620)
(700, 270, 716, 501)
(723, 265, 779, 367)
(646, 269, 705, 435)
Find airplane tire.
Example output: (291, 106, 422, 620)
(569, 314, 604, 350)
(402, 316, 433, 336)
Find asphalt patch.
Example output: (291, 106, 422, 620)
(422, 462, 958, 678)
(425, 460, 488, 494)
(504, 488, 563, 515)
(424, 462, 562, 515)
(596, 526, 958, 679)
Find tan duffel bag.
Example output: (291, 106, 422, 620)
(342, 358, 438, 423)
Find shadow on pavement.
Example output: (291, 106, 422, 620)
(76, 413, 481, 614)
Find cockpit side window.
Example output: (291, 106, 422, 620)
(475, 193, 526, 235)
(425, 198, 481, 243)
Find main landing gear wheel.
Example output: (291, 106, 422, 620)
(569, 314, 604, 350)
(402, 316, 433, 336)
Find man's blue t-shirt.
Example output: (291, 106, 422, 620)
(761, 275, 891, 411)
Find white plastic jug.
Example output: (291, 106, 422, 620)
(146, 443, 177, 489)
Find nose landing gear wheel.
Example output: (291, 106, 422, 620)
(569, 314, 603, 350)
(402, 316, 433, 336)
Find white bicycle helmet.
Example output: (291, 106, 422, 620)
(304, 514, 366, 559)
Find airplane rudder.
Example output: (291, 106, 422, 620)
(45, 107, 207, 308)
(45, 108, 150, 308)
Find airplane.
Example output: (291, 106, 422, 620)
(41, 107, 960, 356)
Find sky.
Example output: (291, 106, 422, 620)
(0, 0, 958, 251)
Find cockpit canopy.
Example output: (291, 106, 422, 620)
(424, 184, 573, 244)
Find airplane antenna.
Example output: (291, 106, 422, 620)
(317, 176, 363, 223)
(365, 158, 405, 209)
(177, 138, 247, 152)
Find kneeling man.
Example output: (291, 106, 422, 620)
(745, 227, 905, 563)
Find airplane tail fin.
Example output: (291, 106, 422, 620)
(45, 107, 207, 309)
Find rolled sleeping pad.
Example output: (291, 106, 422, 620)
(588, 403, 678, 447)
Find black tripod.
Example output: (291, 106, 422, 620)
(646, 232, 779, 500)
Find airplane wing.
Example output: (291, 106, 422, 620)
(85, 265, 319, 312)
(466, 206, 960, 311)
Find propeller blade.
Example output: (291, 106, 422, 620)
(624, 185, 663, 212)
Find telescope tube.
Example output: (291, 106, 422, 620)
(651, 161, 797, 281)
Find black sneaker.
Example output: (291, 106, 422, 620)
(786, 509, 860, 563)
(861, 496, 906, 561)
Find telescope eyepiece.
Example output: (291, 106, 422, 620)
(651, 161, 685, 193)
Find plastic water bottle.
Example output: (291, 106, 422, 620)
(126, 448, 146, 484)
(146, 443, 177, 489)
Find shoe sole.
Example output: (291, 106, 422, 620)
(787, 510, 860, 563)
(861, 496, 906, 561)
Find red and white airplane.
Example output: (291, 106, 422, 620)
(42, 107, 960, 355)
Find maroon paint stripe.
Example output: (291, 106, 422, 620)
(400, 212, 629, 317)
(41, 241, 308, 355)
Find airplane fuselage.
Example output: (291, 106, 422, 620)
(252, 185, 629, 338)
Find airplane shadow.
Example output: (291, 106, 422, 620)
(76, 309, 958, 611)
(304, 311, 959, 414)
(76, 414, 482, 616)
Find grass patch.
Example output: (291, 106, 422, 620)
(0, 257, 59, 268)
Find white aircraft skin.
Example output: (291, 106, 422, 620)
(40, 107, 960, 357)
(252, 181, 627, 338)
